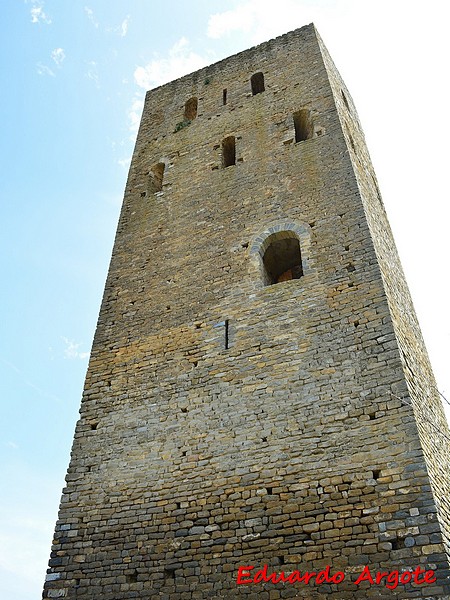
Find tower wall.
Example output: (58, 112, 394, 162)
(44, 24, 450, 599)
(317, 31, 450, 557)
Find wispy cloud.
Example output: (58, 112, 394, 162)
(120, 15, 130, 37)
(84, 6, 99, 28)
(85, 6, 130, 37)
(36, 62, 55, 77)
(86, 60, 100, 88)
(51, 48, 65, 68)
(62, 337, 89, 360)
(134, 37, 210, 90)
(29, 0, 51, 25)
(36, 48, 65, 77)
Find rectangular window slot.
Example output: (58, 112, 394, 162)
(224, 319, 229, 349)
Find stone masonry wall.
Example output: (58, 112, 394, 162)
(315, 28, 450, 564)
(44, 24, 450, 599)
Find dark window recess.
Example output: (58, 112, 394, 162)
(391, 538, 405, 550)
(149, 162, 165, 194)
(164, 567, 176, 580)
(293, 109, 314, 142)
(223, 88, 227, 105)
(224, 319, 229, 349)
(251, 72, 265, 95)
(262, 234, 303, 285)
(222, 136, 236, 167)
(184, 97, 198, 121)
(126, 570, 138, 583)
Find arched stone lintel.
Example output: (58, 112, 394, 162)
(250, 221, 311, 257)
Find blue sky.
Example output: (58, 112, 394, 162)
(1, 1, 449, 598)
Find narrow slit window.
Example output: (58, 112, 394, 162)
(148, 162, 165, 194)
(223, 88, 227, 105)
(224, 319, 229, 349)
(184, 97, 198, 121)
(293, 109, 314, 142)
(222, 136, 236, 168)
(262, 233, 303, 285)
(251, 72, 265, 95)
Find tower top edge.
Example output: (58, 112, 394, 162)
(144, 22, 317, 96)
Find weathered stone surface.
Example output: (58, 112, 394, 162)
(43, 23, 450, 600)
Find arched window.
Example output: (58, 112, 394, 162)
(250, 72, 265, 95)
(148, 162, 165, 194)
(184, 97, 198, 121)
(293, 109, 314, 143)
(222, 136, 236, 168)
(262, 232, 303, 285)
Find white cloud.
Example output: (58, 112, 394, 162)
(134, 37, 209, 90)
(120, 15, 130, 37)
(30, 1, 51, 25)
(84, 6, 99, 28)
(118, 157, 131, 169)
(207, 2, 258, 39)
(128, 95, 145, 134)
(36, 48, 65, 77)
(207, 0, 327, 45)
(36, 62, 55, 77)
(86, 60, 99, 87)
(106, 16, 131, 37)
(85, 7, 130, 37)
(62, 337, 89, 360)
(51, 48, 65, 67)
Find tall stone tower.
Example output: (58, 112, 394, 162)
(44, 24, 450, 599)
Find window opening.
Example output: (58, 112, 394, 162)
(262, 233, 303, 285)
(293, 109, 314, 142)
(164, 568, 176, 581)
(222, 136, 236, 167)
(251, 72, 265, 95)
(224, 319, 229, 349)
(148, 162, 165, 194)
(126, 570, 138, 583)
(223, 88, 227, 105)
(184, 97, 198, 121)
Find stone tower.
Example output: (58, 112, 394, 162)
(43, 24, 450, 599)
